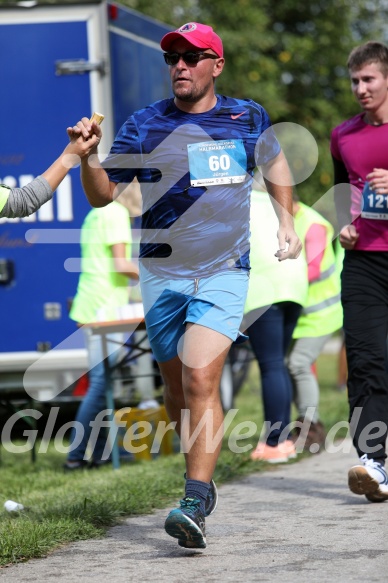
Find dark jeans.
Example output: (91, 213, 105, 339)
(246, 302, 302, 446)
(342, 250, 388, 461)
(68, 331, 123, 462)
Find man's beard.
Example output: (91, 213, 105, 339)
(173, 81, 213, 103)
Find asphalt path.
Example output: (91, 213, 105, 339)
(1, 441, 387, 582)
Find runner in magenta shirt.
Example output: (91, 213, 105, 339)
(330, 41, 388, 503)
(331, 112, 388, 250)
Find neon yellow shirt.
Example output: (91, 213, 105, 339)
(245, 190, 308, 314)
(70, 202, 132, 324)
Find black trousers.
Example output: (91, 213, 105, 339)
(341, 250, 388, 461)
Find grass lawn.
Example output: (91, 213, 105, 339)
(0, 351, 348, 566)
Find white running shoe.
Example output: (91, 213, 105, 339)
(348, 454, 388, 502)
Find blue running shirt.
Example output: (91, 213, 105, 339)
(104, 95, 280, 278)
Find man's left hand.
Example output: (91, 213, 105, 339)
(275, 226, 302, 261)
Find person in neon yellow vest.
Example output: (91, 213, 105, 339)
(244, 181, 309, 464)
(288, 197, 343, 452)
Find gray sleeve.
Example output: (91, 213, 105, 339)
(0, 176, 53, 218)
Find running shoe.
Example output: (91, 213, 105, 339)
(205, 479, 218, 517)
(165, 496, 206, 548)
(88, 459, 112, 469)
(178, 478, 217, 547)
(279, 439, 297, 459)
(183, 473, 218, 517)
(63, 460, 89, 471)
(250, 440, 296, 463)
(348, 454, 388, 502)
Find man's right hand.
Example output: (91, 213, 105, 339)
(67, 117, 111, 208)
(67, 116, 102, 145)
(339, 224, 359, 250)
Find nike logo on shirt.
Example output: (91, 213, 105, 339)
(231, 110, 248, 120)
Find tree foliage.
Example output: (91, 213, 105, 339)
(119, 0, 388, 202)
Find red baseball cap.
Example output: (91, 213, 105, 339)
(160, 22, 223, 58)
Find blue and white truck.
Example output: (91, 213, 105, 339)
(0, 0, 171, 402)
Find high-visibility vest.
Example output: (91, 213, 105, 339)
(0, 185, 11, 213)
(244, 190, 308, 314)
(293, 203, 343, 338)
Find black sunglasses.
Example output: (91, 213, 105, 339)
(163, 51, 219, 66)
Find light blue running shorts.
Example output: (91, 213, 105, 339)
(139, 265, 249, 362)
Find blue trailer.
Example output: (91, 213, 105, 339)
(0, 1, 171, 400)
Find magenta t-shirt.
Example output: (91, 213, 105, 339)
(330, 112, 388, 251)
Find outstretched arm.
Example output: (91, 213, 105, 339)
(0, 131, 100, 218)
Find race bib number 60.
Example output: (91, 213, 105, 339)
(188, 139, 247, 186)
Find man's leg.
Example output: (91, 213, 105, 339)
(342, 252, 388, 461)
(342, 251, 388, 502)
(141, 269, 248, 541)
(160, 323, 231, 547)
(159, 323, 230, 480)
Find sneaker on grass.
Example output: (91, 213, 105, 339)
(348, 454, 388, 502)
(165, 496, 206, 549)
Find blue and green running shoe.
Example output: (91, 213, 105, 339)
(183, 474, 218, 517)
(165, 496, 206, 548)
(205, 479, 218, 516)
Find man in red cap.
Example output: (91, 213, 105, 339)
(160, 22, 224, 58)
(70, 21, 301, 550)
